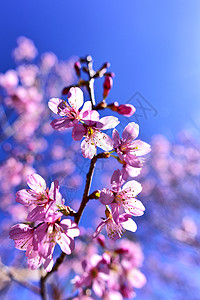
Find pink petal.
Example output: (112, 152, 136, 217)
(27, 174, 46, 193)
(57, 233, 72, 254)
(50, 117, 73, 130)
(72, 123, 87, 141)
(112, 129, 121, 147)
(60, 219, 80, 238)
(99, 188, 114, 205)
(82, 110, 100, 126)
(97, 116, 119, 130)
(49, 180, 61, 203)
(122, 180, 142, 197)
(79, 101, 92, 116)
(81, 138, 97, 159)
(122, 218, 137, 232)
(122, 122, 139, 142)
(68, 87, 84, 111)
(124, 199, 145, 216)
(27, 206, 46, 222)
(48, 98, 63, 114)
(93, 221, 106, 239)
(129, 140, 151, 156)
(94, 131, 113, 151)
(93, 278, 104, 297)
(16, 189, 39, 206)
(111, 169, 124, 192)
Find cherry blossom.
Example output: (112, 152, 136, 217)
(16, 173, 63, 222)
(48, 87, 92, 131)
(93, 206, 137, 240)
(99, 169, 145, 216)
(113, 122, 151, 168)
(73, 110, 119, 159)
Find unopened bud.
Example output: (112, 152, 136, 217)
(62, 86, 71, 95)
(74, 61, 81, 77)
(104, 72, 115, 78)
(103, 76, 113, 99)
(109, 103, 136, 117)
(97, 234, 106, 247)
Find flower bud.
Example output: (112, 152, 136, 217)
(117, 104, 136, 117)
(103, 76, 113, 99)
(74, 61, 81, 77)
(62, 86, 71, 95)
(97, 234, 106, 247)
(109, 102, 136, 117)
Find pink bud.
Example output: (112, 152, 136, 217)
(62, 86, 71, 95)
(97, 234, 106, 247)
(74, 61, 81, 77)
(117, 104, 136, 117)
(103, 76, 113, 99)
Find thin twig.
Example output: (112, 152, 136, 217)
(0, 262, 40, 294)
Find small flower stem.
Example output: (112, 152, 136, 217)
(85, 56, 96, 108)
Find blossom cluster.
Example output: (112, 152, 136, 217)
(48, 83, 150, 240)
(7, 51, 151, 299)
(73, 236, 146, 299)
(9, 174, 79, 271)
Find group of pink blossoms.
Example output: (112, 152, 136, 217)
(9, 174, 79, 271)
(9, 86, 151, 271)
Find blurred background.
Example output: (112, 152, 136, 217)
(0, 1, 200, 299)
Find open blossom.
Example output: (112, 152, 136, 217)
(99, 170, 145, 216)
(9, 216, 80, 272)
(93, 206, 137, 240)
(74, 253, 110, 297)
(73, 110, 119, 159)
(113, 122, 151, 168)
(48, 87, 92, 131)
(16, 173, 63, 222)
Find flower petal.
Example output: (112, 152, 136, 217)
(97, 116, 119, 130)
(99, 188, 114, 205)
(112, 129, 121, 148)
(48, 98, 63, 114)
(27, 174, 46, 193)
(122, 122, 139, 142)
(93, 221, 106, 239)
(122, 180, 142, 197)
(50, 117, 73, 130)
(68, 87, 84, 110)
(122, 218, 137, 232)
(81, 138, 97, 159)
(72, 123, 87, 141)
(94, 131, 113, 151)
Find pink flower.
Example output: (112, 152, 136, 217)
(74, 254, 110, 297)
(9, 219, 80, 272)
(93, 207, 137, 240)
(48, 87, 92, 131)
(99, 170, 145, 217)
(34, 219, 80, 259)
(73, 111, 119, 159)
(16, 174, 63, 222)
(113, 122, 151, 168)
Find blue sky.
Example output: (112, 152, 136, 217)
(1, 0, 200, 140)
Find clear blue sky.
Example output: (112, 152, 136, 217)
(1, 0, 200, 140)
